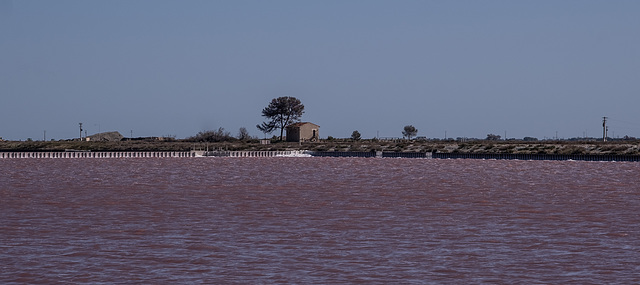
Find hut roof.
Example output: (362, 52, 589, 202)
(286, 122, 320, 129)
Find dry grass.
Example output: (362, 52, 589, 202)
(2, 139, 639, 155)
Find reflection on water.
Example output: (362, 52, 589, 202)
(1, 158, 640, 283)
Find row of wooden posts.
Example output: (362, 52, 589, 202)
(0, 151, 192, 159)
(1, 150, 304, 159)
(2, 151, 639, 161)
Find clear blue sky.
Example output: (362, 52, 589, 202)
(1, 0, 639, 141)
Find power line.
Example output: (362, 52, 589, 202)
(606, 117, 640, 138)
(608, 117, 640, 129)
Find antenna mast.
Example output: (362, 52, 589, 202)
(602, 117, 608, 142)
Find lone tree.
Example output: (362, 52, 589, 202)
(257, 96, 304, 141)
(402, 125, 418, 140)
(237, 127, 251, 141)
(351, 130, 361, 141)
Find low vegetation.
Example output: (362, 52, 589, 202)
(2, 139, 640, 155)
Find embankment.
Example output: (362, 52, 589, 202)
(2, 140, 639, 156)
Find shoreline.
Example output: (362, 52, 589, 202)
(1, 140, 639, 156)
(3, 149, 640, 162)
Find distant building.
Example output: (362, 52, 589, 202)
(286, 122, 320, 142)
(86, 131, 124, 142)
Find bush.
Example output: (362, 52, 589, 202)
(187, 127, 235, 142)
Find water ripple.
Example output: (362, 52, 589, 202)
(1, 158, 639, 283)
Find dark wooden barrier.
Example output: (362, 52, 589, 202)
(382, 152, 428, 158)
(432, 153, 640, 162)
(307, 151, 377, 158)
(307, 151, 429, 158)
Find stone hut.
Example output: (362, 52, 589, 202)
(286, 122, 320, 142)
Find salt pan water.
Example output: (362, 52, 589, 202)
(1, 158, 639, 283)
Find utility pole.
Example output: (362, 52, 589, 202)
(43, 130, 46, 141)
(602, 117, 608, 142)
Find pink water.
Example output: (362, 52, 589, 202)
(1, 158, 640, 283)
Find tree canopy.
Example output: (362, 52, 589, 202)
(257, 96, 305, 140)
(486, 134, 501, 141)
(351, 130, 361, 141)
(402, 125, 418, 140)
(237, 127, 251, 141)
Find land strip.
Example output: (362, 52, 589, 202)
(2, 140, 639, 156)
